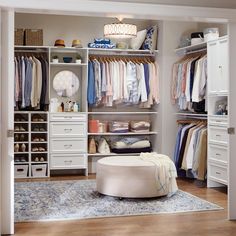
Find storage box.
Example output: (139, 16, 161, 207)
(24, 29, 43, 46)
(31, 164, 47, 177)
(14, 28, 24, 46)
(89, 120, 99, 133)
(14, 164, 28, 178)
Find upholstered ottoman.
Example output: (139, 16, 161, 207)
(96, 155, 173, 198)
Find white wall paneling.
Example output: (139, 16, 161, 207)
(1, 9, 14, 234)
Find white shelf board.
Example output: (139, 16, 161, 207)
(88, 111, 157, 115)
(31, 152, 48, 154)
(88, 153, 141, 157)
(208, 91, 229, 96)
(31, 121, 47, 123)
(31, 131, 47, 133)
(88, 48, 158, 54)
(14, 152, 29, 154)
(88, 132, 157, 136)
(31, 142, 48, 144)
(175, 112, 208, 117)
(14, 131, 29, 133)
(14, 141, 29, 144)
(175, 42, 207, 55)
(50, 62, 87, 66)
(14, 162, 29, 164)
(14, 121, 29, 123)
(31, 162, 48, 164)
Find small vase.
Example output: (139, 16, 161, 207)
(75, 59, 81, 64)
(52, 58, 59, 63)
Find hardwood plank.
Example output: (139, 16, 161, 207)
(14, 176, 236, 236)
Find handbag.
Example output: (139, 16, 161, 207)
(88, 138, 97, 154)
(98, 138, 110, 154)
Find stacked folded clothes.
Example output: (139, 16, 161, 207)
(130, 121, 151, 132)
(109, 121, 129, 133)
(88, 38, 116, 49)
(111, 137, 152, 153)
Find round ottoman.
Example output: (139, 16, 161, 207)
(96, 156, 169, 198)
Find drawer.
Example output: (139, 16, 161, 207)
(50, 122, 86, 137)
(208, 144, 228, 164)
(50, 138, 87, 153)
(208, 126, 228, 145)
(50, 113, 86, 122)
(208, 162, 228, 185)
(208, 116, 228, 127)
(50, 154, 87, 169)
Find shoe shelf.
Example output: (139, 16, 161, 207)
(14, 111, 50, 179)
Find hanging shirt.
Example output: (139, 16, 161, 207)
(137, 63, 147, 102)
(87, 61, 96, 105)
(21, 57, 26, 108)
(29, 57, 37, 107)
(24, 57, 33, 107)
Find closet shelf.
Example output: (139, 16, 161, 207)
(14, 162, 29, 164)
(208, 91, 229, 96)
(14, 131, 29, 133)
(88, 111, 158, 115)
(88, 153, 141, 157)
(50, 62, 87, 66)
(14, 152, 29, 154)
(88, 132, 158, 136)
(14, 142, 29, 144)
(31, 142, 48, 144)
(14, 121, 29, 123)
(31, 161, 48, 164)
(175, 112, 208, 118)
(175, 42, 207, 55)
(88, 48, 158, 55)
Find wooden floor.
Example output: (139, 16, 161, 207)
(14, 176, 236, 236)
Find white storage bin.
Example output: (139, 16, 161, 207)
(32, 164, 47, 177)
(15, 164, 28, 178)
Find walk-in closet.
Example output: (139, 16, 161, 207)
(1, 2, 236, 234)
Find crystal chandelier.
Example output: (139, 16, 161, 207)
(104, 20, 137, 39)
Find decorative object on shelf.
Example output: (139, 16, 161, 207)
(190, 32, 204, 45)
(215, 99, 227, 115)
(88, 38, 116, 49)
(54, 39, 65, 47)
(142, 25, 158, 50)
(73, 102, 79, 112)
(178, 35, 191, 48)
(116, 41, 128, 49)
(24, 29, 43, 46)
(15, 28, 24, 45)
(88, 138, 97, 154)
(75, 54, 82, 64)
(72, 39, 83, 48)
(63, 57, 73, 63)
(89, 119, 99, 133)
(52, 55, 59, 63)
(98, 138, 110, 154)
(130, 29, 147, 50)
(203, 28, 219, 42)
(53, 70, 80, 97)
(104, 19, 137, 38)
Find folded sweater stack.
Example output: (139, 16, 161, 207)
(130, 121, 151, 132)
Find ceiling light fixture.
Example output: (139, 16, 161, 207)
(104, 19, 137, 39)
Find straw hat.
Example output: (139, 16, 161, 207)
(72, 39, 83, 48)
(54, 39, 65, 47)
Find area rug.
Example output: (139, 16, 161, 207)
(15, 180, 223, 222)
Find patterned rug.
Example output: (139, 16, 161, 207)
(15, 179, 223, 222)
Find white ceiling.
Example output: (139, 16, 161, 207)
(92, 0, 236, 9)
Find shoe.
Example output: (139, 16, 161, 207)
(15, 134, 19, 141)
(20, 157, 27, 162)
(38, 118, 44, 122)
(34, 157, 39, 162)
(39, 147, 46, 152)
(32, 147, 39, 152)
(33, 137, 40, 142)
(39, 128, 45, 132)
(19, 126, 26, 132)
(15, 157, 20, 162)
(20, 134, 25, 141)
(21, 143, 26, 152)
(39, 138, 45, 142)
(15, 118, 20, 121)
(14, 126, 20, 132)
(14, 143, 19, 152)
(33, 127, 39, 132)
(40, 157, 45, 162)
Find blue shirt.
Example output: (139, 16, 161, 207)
(87, 61, 96, 105)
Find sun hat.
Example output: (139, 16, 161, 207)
(54, 39, 65, 47)
(72, 39, 83, 48)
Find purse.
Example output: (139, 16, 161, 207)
(88, 138, 97, 154)
(98, 138, 110, 154)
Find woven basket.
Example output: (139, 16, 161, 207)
(24, 29, 43, 46)
(14, 28, 24, 46)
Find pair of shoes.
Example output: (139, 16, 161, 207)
(15, 117, 26, 122)
(32, 147, 46, 152)
(33, 127, 45, 132)
(15, 157, 27, 162)
(32, 137, 45, 142)
(32, 117, 45, 122)
(15, 134, 26, 141)
(34, 157, 45, 162)
(14, 126, 26, 132)
(14, 143, 27, 152)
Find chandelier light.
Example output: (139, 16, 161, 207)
(104, 20, 137, 39)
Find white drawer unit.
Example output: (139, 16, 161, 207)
(50, 122, 86, 137)
(208, 116, 228, 127)
(208, 126, 228, 146)
(208, 144, 228, 164)
(51, 138, 87, 153)
(50, 113, 87, 122)
(50, 154, 87, 169)
(208, 162, 228, 185)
